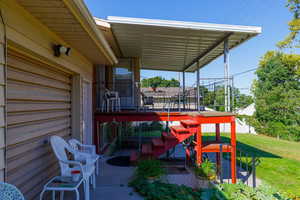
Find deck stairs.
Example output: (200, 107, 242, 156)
(130, 119, 200, 162)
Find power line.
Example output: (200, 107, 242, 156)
(232, 67, 258, 77)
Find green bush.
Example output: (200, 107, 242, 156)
(216, 182, 292, 200)
(129, 158, 291, 200)
(136, 159, 165, 179)
(253, 51, 300, 141)
(194, 159, 217, 180)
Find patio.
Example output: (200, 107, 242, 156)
(62, 143, 260, 200)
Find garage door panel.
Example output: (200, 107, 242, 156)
(6, 128, 70, 160)
(7, 117, 71, 145)
(7, 100, 71, 112)
(8, 110, 71, 126)
(7, 80, 71, 102)
(7, 54, 71, 84)
(7, 67, 71, 90)
(6, 53, 73, 199)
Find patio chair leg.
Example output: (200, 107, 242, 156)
(96, 161, 99, 176)
(39, 189, 45, 200)
(60, 191, 64, 200)
(101, 101, 105, 112)
(84, 179, 90, 200)
(93, 173, 96, 189)
(52, 191, 55, 200)
(75, 189, 80, 200)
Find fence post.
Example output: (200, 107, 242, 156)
(252, 155, 256, 188)
(219, 144, 223, 183)
(138, 123, 142, 152)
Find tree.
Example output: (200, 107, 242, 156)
(277, 0, 300, 48)
(141, 76, 180, 89)
(252, 51, 300, 141)
(199, 85, 253, 112)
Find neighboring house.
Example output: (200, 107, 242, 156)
(202, 104, 257, 134)
(0, 1, 261, 199)
(0, 0, 117, 199)
(141, 87, 197, 98)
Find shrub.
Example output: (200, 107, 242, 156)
(194, 159, 217, 180)
(136, 159, 165, 179)
(253, 51, 300, 141)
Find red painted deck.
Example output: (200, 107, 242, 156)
(94, 110, 237, 183)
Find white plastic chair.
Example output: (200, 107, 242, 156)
(50, 136, 95, 200)
(69, 138, 101, 176)
(101, 89, 121, 112)
(0, 182, 24, 200)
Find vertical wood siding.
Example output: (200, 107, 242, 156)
(0, 12, 6, 182)
(6, 52, 72, 199)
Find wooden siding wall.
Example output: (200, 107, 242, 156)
(0, 8, 6, 182)
(6, 52, 72, 199)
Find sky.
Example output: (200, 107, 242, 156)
(84, 0, 291, 94)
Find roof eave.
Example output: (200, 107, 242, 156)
(63, 0, 118, 65)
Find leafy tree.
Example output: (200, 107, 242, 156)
(141, 76, 180, 88)
(199, 85, 253, 111)
(277, 0, 300, 48)
(252, 51, 300, 141)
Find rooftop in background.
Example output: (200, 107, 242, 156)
(141, 87, 196, 97)
(96, 16, 262, 72)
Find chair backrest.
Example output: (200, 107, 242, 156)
(69, 138, 80, 151)
(0, 182, 24, 200)
(50, 136, 74, 176)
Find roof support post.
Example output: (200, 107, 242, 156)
(196, 61, 200, 112)
(183, 71, 186, 111)
(178, 72, 181, 112)
(224, 39, 230, 112)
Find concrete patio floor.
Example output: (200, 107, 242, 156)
(63, 144, 261, 199)
(65, 150, 143, 200)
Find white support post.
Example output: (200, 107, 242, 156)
(178, 72, 181, 112)
(224, 39, 230, 112)
(183, 71, 186, 110)
(196, 61, 200, 111)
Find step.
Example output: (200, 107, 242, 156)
(170, 125, 190, 134)
(130, 151, 139, 162)
(162, 132, 177, 140)
(180, 119, 200, 127)
(152, 138, 164, 147)
(142, 143, 153, 155)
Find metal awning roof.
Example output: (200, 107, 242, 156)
(107, 16, 261, 72)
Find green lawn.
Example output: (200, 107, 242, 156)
(203, 133, 300, 197)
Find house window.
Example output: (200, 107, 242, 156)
(113, 59, 135, 109)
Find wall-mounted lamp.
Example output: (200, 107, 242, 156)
(53, 44, 71, 57)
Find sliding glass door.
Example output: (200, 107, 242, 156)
(113, 59, 135, 109)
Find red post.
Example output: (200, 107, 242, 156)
(231, 118, 237, 183)
(196, 124, 202, 165)
(216, 123, 220, 141)
(216, 123, 221, 173)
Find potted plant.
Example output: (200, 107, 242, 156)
(193, 159, 216, 188)
(136, 159, 166, 182)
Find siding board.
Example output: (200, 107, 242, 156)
(6, 53, 72, 198)
(0, 17, 5, 182)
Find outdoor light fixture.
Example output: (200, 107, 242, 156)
(53, 44, 71, 57)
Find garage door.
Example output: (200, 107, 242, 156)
(6, 51, 72, 199)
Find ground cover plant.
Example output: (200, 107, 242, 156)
(194, 159, 217, 180)
(129, 158, 292, 199)
(203, 133, 300, 197)
(135, 159, 165, 179)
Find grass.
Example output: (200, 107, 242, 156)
(203, 133, 300, 197)
(130, 130, 163, 137)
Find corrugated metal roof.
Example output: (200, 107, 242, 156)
(107, 16, 261, 72)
